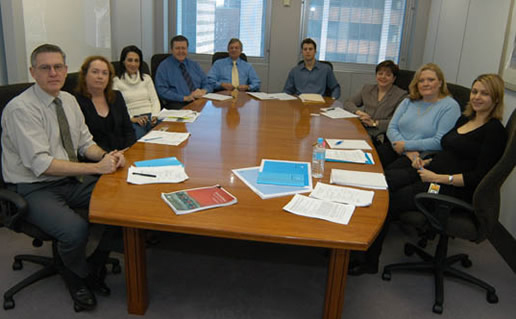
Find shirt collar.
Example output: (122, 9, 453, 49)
(33, 83, 62, 108)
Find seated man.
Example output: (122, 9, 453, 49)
(1, 44, 125, 310)
(283, 38, 341, 99)
(155, 35, 211, 109)
(207, 38, 260, 92)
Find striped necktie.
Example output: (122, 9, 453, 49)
(179, 62, 196, 92)
(231, 61, 239, 89)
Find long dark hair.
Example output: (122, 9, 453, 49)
(118, 45, 144, 80)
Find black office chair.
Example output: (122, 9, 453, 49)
(151, 53, 172, 82)
(0, 83, 121, 312)
(381, 109, 516, 314)
(211, 51, 248, 65)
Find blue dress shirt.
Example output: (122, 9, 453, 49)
(155, 56, 210, 102)
(283, 61, 341, 99)
(207, 57, 261, 91)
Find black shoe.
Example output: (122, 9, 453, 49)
(348, 262, 378, 276)
(88, 266, 111, 296)
(61, 269, 97, 310)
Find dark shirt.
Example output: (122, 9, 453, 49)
(428, 116, 507, 200)
(75, 90, 136, 152)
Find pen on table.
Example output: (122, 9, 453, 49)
(335, 140, 343, 145)
(143, 137, 162, 141)
(132, 172, 157, 178)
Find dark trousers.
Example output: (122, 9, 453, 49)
(14, 176, 116, 278)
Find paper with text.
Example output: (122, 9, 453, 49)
(310, 182, 374, 207)
(321, 108, 358, 119)
(203, 93, 233, 101)
(158, 109, 200, 123)
(283, 194, 355, 225)
(330, 169, 388, 190)
(325, 139, 372, 150)
(127, 166, 188, 185)
(138, 131, 190, 146)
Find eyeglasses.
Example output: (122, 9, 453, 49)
(36, 64, 66, 73)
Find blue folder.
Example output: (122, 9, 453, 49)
(134, 157, 183, 167)
(256, 160, 309, 187)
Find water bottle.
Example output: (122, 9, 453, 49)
(312, 137, 325, 178)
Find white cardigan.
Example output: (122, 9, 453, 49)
(113, 72, 161, 117)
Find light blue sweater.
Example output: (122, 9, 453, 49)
(386, 96, 460, 151)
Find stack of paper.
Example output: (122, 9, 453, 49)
(202, 93, 233, 101)
(299, 93, 325, 103)
(233, 167, 312, 199)
(320, 107, 358, 119)
(283, 194, 355, 225)
(127, 165, 188, 185)
(325, 139, 372, 150)
(138, 131, 190, 146)
(247, 92, 297, 101)
(257, 159, 310, 187)
(158, 109, 200, 123)
(309, 182, 374, 207)
(330, 169, 388, 190)
(325, 149, 374, 164)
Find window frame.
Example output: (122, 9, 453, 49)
(299, 0, 416, 71)
(164, 0, 272, 64)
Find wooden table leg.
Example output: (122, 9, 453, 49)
(123, 227, 148, 315)
(323, 248, 350, 319)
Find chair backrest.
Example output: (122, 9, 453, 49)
(393, 69, 415, 92)
(211, 52, 248, 65)
(472, 109, 516, 241)
(151, 53, 172, 81)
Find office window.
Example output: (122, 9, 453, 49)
(176, 0, 267, 57)
(304, 0, 407, 64)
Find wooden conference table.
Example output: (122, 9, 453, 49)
(89, 92, 388, 318)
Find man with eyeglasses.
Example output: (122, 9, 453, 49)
(1, 44, 125, 311)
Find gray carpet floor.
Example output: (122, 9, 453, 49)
(1, 222, 515, 319)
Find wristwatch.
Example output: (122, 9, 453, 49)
(448, 175, 454, 185)
(372, 120, 378, 128)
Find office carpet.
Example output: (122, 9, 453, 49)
(1, 223, 515, 319)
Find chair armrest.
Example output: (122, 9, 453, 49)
(0, 188, 28, 231)
(414, 193, 474, 233)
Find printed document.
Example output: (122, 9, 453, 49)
(202, 93, 233, 101)
(330, 169, 388, 190)
(138, 131, 190, 146)
(247, 92, 297, 101)
(321, 107, 358, 119)
(299, 93, 325, 103)
(158, 109, 200, 123)
(309, 182, 374, 207)
(283, 194, 355, 225)
(325, 149, 374, 164)
(325, 139, 372, 150)
(127, 165, 188, 185)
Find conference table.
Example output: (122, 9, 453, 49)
(89, 92, 388, 318)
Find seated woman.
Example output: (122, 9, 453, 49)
(377, 63, 461, 170)
(349, 73, 508, 276)
(113, 45, 161, 139)
(75, 56, 136, 152)
(343, 60, 406, 140)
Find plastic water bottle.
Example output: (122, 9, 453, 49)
(312, 137, 325, 178)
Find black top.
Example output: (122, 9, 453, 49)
(428, 115, 507, 200)
(75, 90, 136, 152)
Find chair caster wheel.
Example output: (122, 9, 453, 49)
(111, 263, 122, 274)
(3, 297, 15, 310)
(404, 244, 415, 256)
(417, 238, 427, 248)
(381, 271, 391, 281)
(461, 257, 472, 268)
(487, 291, 499, 304)
(432, 303, 443, 314)
(12, 260, 22, 271)
(74, 303, 85, 312)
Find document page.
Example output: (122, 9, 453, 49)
(309, 182, 374, 207)
(283, 194, 355, 225)
(325, 149, 373, 164)
(202, 93, 233, 101)
(127, 165, 188, 185)
(138, 131, 190, 146)
(325, 139, 372, 150)
(158, 109, 200, 122)
(268, 93, 297, 100)
(299, 93, 325, 103)
(247, 92, 276, 100)
(321, 108, 358, 119)
(330, 169, 388, 190)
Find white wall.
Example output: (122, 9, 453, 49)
(424, 0, 515, 237)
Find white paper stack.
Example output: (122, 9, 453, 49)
(325, 139, 372, 150)
(283, 194, 355, 225)
(158, 109, 200, 123)
(202, 93, 233, 101)
(321, 108, 358, 119)
(309, 182, 374, 207)
(330, 169, 388, 190)
(325, 149, 373, 164)
(138, 131, 190, 146)
(299, 93, 325, 103)
(127, 166, 188, 185)
(247, 92, 297, 100)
